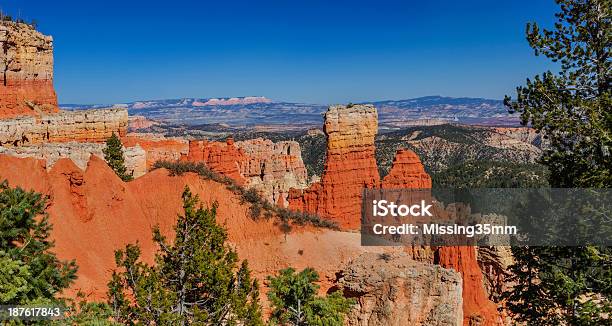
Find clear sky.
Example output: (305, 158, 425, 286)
(2, 0, 559, 104)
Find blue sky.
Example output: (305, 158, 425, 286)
(2, 0, 559, 104)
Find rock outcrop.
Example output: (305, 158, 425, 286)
(128, 115, 159, 131)
(122, 134, 188, 169)
(235, 138, 308, 205)
(437, 247, 504, 326)
(0, 154, 398, 301)
(0, 21, 58, 118)
(0, 108, 128, 146)
(288, 104, 380, 228)
(338, 252, 463, 326)
(183, 137, 309, 203)
(183, 137, 247, 184)
(382, 149, 432, 189)
(287, 104, 506, 325)
(0, 141, 146, 177)
(477, 246, 514, 304)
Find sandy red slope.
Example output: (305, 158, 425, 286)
(0, 154, 387, 300)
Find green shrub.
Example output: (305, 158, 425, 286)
(103, 133, 133, 181)
(152, 160, 337, 230)
(267, 268, 354, 326)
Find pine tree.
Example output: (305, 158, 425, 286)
(503, 1, 612, 324)
(504, 0, 611, 188)
(0, 180, 77, 304)
(107, 186, 263, 325)
(267, 267, 354, 326)
(103, 133, 133, 181)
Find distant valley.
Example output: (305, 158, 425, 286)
(61, 95, 521, 129)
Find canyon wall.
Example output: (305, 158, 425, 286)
(183, 137, 247, 183)
(0, 21, 58, 118)
(288, 104, 380, 228)
(0, 108, 128, 146)
(236, 138, 308, 205)
(183, 137, 309, 204)
(0, 141, 146, 177)
(339, 252, 463, 326)
(122, 134, 188, 169)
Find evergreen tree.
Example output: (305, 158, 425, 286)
(103, 133, 133, 181)
(267, 267, 354, 326)
(504, 0, 610, 188)
(51, 292, 120, 326)
(0, 180, 77, 304)
(107, 186, 263, 325)
(503, 1, 611, 324)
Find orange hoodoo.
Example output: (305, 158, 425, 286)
(0, 21, 58, 119)
(288, 104, 381, 229)
(382, 148, 432, 189)
(288, 103, 504, 325)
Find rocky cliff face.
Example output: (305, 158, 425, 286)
(0, 108, 128, 146)
(235, 138, 308, 205)
(183, 137, 309, 203)
(338, 252, 463, 326)
(289, 104, 381, 228)
(437, 246, 504, 326)
(0, 141, 146, 178)
(122, 134, 188, 169)
(0, 21, 58, 118)
(183, 137, 247, 183)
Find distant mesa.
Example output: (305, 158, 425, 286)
(192, 96, 272, 106)
(127, 96, 273, 110)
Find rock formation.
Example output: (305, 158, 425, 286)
(382, 149, 432, 189)
(0, 21, 58, 118)
(122, 134, 188, 169)
(128, 115, 159, 130)
(192, 96, 272, 106)
(286, 104, 507, 325)
(477, 246, 514, 303)
(338, 252, 463, 326)
(235, 138, 308, 205)
(0, 108, 128, 146)
(289, 104, 381, 228)
(0, 154, 399, 301)
(0, 141, 146, 177)
(183, 137, 309, 203)
(183, 137, 247, 183)
(437, 247, 504, 326)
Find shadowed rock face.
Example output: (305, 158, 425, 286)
(0, 21, 58, 118)
(338, 252, 463, 326)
